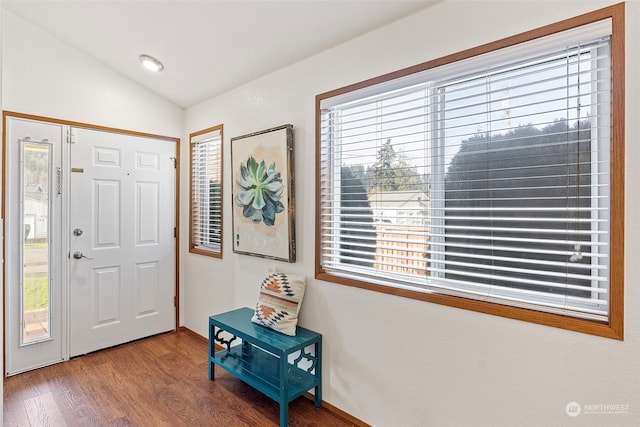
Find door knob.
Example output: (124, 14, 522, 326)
(73, 228, 83, 236)
(73, 251, 93, 260)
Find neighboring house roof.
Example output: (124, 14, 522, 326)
(24, 193, 49, 205)
(368, 191, 429, 210)
(368, 191, 429, 224)
(25, 184, 49, 204)
(25, 184, 45, 193)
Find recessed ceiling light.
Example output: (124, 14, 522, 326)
(139, 54, 164, 72)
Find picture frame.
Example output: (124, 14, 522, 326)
(230, 124, 295, 262)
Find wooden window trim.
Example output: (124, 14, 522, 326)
(315, 3, 625, 339)
(189, 124, 224, 259)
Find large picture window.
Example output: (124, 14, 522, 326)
(190, 125, 223, 257)
(316, 5, 624, 338)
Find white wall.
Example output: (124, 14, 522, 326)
(2, 2, 638, 426)
(1, 9, 185, 328)
(184, 1, 640, 426)
(1, 11, 182, 138)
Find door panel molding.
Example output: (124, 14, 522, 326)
(69, 126, 176, 357)
(2, 111, 180, 374)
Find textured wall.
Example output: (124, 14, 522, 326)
(1, 11, 183, 137)
(184, 1, 639, 426)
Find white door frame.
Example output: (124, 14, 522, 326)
(2, 111, 181, 375)
(3, 114, 65, 374)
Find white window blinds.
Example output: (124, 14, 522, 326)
(191, 126, 223, 254)
(318, 20, 612, 321)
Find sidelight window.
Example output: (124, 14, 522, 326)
(20, 140, 54, 344)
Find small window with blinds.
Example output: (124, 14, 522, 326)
(190, 125, 223, 258)
(316, 6, 624, 339)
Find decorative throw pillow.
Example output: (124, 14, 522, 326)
(251, 270, 306, 336)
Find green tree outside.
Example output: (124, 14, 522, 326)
(366, 139, 426, 194)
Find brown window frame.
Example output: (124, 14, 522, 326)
(315, 3, 624, 339)
(189, 124, 224, 258)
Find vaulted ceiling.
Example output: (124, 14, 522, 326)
(3, 1, 437, 108)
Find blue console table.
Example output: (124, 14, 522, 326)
(208, 307, 322, 427)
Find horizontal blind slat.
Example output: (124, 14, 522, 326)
(191, 131, 222, 251)
(318, 26, 612, 320)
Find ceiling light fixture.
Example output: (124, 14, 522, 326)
(139, 54, 164, 72)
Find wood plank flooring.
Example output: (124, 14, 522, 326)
(4, 330, 357, 427)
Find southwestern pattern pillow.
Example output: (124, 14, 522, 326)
(251, 271, 306, 336)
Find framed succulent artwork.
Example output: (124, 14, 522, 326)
(231, 124, 295, 262)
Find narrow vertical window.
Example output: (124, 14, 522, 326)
(190, 125, 223, 257)
(20, 140, 53, 343)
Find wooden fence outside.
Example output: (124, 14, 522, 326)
(374, 225, 430, 276)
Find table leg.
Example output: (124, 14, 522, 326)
(208, 325, 215, 380)
(280, 402, 288, 427)
(279, 355, 288, 426)
(314, 339, 322, 407)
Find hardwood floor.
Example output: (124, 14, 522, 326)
(4, 330, 357, 427)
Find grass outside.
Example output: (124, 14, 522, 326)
(25, 241, 48, 249)
(24, 276, 49, 311)
(23, 240, 49, 311)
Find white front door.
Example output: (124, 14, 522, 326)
(4, 117, 64, 375)
(68, 127, 176, 357)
